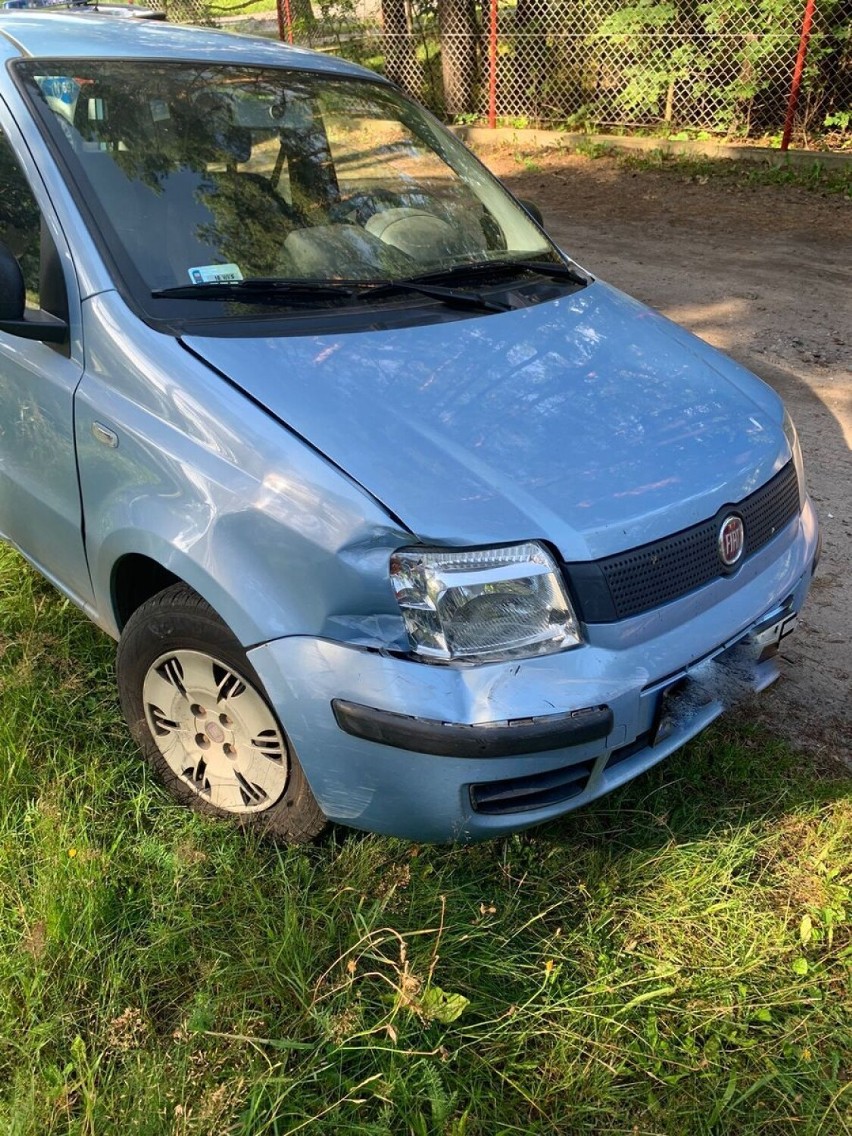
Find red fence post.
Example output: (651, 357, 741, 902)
(488, 0, 498, 128)
(781, 0, 816, 150)
(276, 0, 294, 44)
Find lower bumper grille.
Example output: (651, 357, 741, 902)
(604, 731, 653, 770)
(470, 759, 594, 815)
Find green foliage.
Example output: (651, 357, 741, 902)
(417, 985, 470, 1024)
(0, 544, 850, 1134)
(825, 110, 851, 131)
(586, 0, 847, 136)
(568, 144, 852, 197)
(572, 139, 619, 159)
(558, 105, 597, 133)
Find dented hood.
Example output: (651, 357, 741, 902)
(182, 282, 786, 560)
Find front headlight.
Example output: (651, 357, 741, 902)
(389, 541, 582, 663)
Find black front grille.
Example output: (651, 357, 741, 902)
(740, 461, 801, 549)
(564, 461, 800, 623)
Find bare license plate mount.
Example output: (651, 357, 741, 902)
(749, 609, 798, 654)
(652, 677, 712, 747)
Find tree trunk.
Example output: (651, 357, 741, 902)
(438, 0, 479, 116)
(290, 0, 314, 29)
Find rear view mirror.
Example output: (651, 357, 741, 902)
(518, 198, 545, 228)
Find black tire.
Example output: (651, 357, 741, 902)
(116, 583, 326, 843)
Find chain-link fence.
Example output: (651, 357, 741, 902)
(160, 0, 852, 143)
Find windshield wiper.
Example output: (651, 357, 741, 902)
(151, 264, 578, 313)
(153, 276, 511, 314)
(410, 258, 589, 288)
(151, 279, 356, 302)
(358, 279, 511, 313)
(357, 259, 585, 313)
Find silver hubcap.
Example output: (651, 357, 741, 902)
(142, 649, 289, 814)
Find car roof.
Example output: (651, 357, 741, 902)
(0, 11, 381, 80)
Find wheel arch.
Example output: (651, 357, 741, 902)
(95, 508, 404, 648)
(101, 534, 262, 644)
(111, 553, 181, 632)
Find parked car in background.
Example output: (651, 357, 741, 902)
(0, 13, 819, 842)
(2, 1, 164, 15)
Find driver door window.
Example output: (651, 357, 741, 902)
(0, 129, 40, 309)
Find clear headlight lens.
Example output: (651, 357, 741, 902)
(389, 541, 582, 663)
(783, 409, 806, 506)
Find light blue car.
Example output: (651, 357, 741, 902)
(0, 12, 819, 842)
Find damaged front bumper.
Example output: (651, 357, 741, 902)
(248, 504, 818, 843)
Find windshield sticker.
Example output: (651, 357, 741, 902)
(149, 99, 171, 122)
(188, 264, 244, 285)
(36, 76, 80, 123)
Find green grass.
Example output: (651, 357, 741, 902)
(208, 0, 276, 18)
(569, 143, 852, 198)
(0, 544, 850, 1134)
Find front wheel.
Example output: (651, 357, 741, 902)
(116, 584, 326, 842)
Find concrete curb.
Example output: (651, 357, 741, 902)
(448, 126, 852, 171)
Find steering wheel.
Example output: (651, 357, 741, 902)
(328, 188, 404, 226)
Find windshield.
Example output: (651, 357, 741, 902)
(19, 61, 562, 317)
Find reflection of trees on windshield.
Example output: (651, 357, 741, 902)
(19, 60, 550, 297)
(24, 64, 344, 279)
(56, 63, 337, 191)
(71, 68, 223, 187)
(0, 133, 40, 296)
(195, 174, 300, 277)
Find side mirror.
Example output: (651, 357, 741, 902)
(518, 198, 545, 229)
(0, 240, 67, 344)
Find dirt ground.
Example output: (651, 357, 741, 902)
(484, 149, 852, 765)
